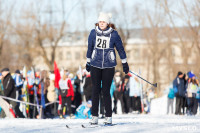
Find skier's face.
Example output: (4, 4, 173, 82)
(2, 71, 9, 77)
(99, 21, 108, 30)
(178, 74, 183, 78)
(124, 78, 129, 84)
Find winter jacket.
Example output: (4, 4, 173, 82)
(74, 76, 81, 93)
(173, 77, 186, 97)
(2, 73, 16, 99)
(129, 77, 142, 97)
(47, 80, 57, 102)
(168, 87, 175, 99)
(86, 26, 127, 69)
(27, 77, 35, 95)
(13, 74, 23, 89)
(59, 78, 74, 98)
(186, 82, 197, 98)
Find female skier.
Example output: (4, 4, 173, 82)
(86, 12, 129, 125)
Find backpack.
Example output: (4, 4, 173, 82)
(168, 88, 175, 99)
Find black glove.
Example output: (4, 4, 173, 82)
(86, 62, 91, 72)
(122, 62, 129, 74)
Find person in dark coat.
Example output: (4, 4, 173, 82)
(173, 71, 186, 115)
(122, 75, 130, 114)
(83, 73, 92, 101)
(73, 72, 82, 110)
(1, 68, 25, 118)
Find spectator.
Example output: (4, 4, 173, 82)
(167, 84, 175, 114)
(122, 75, 130, 114)
(47, 73, 57, 117)
(186, 72, 198, 115)
(83, 72, 92, 101)
(13, 70, 24, 100)
(73, 71, 82, 111)
(40, 70, 50, 118)
(113, 71, 124, 114)
(59, 70, 74, 118)
(129, 75, 142, 114)
(173, 71, 186, 115)
(1, 68, 25, 118)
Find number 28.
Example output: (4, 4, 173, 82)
(97, 38, 107, 48)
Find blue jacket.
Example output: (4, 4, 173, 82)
(13, 74, 23, 88)
(86, 26, 127, 69)
(173, 77, 186, 97)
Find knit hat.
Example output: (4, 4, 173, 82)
(15, 69, 20, 74)
(98, 12, 112, 24)
(87, 100, 92, 105)
(188, 71, 195, 78)
(177, 71, 183, 76)
(1, 68, 10, 72)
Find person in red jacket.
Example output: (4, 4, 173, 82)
(59, 70, 74, 118)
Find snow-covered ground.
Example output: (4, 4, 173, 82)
(0, 95, 200, 133)
(0, 114, 200, 133)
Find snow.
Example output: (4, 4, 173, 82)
(0, 95, 200, 133)
(0, 114, 200, 133)
(151, 94, 170, 115)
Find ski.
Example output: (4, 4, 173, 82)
(65, 125, 71, 129)
(66, 123, 116, 129)
(81, 124, 100, 128)
(81, 123, 117, 128)
(66, 125, 82, 129)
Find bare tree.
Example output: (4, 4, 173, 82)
(138, 4, 162, 95)
(110, 1, 138, 72)
(0, 0, 14, 67)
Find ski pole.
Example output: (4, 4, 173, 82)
(129, 71, 157, 88)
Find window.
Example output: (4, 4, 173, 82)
(75, 52, 80, 60)
(133, 49, 140, 58)
(66, 51, 71, 60)
(59, 51, 63, 60)
(171, 47, 176, 56)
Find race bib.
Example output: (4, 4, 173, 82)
(95, 35, 110, 49)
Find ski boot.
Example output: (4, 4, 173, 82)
(103, 117, 112, 125)
(89, 116, 98, 125)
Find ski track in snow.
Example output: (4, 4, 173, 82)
(0, 95, 200, 133)
(0, 114, 200, 133)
